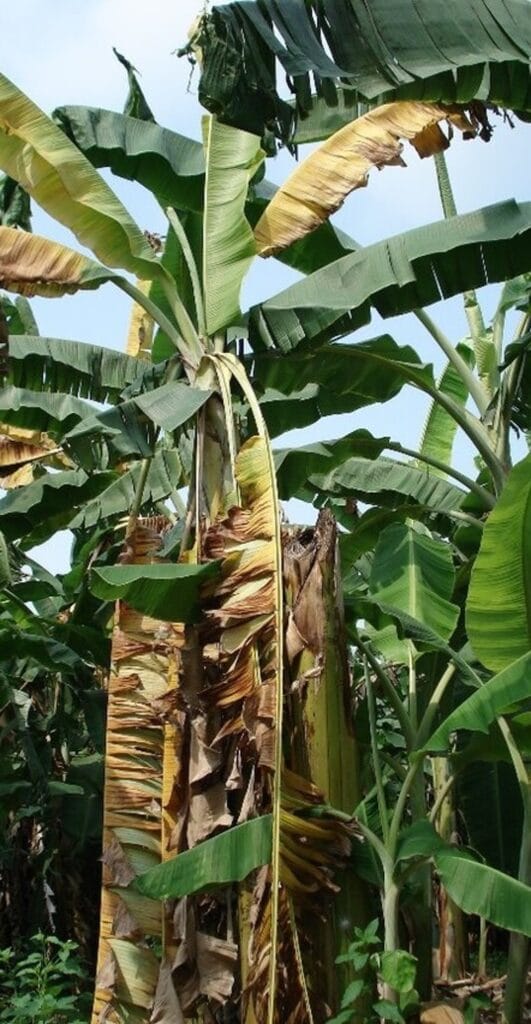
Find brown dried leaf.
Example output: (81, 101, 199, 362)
(112, 896, 143, 940)
(101, 836, 136, 887)
(196, 932, 238, 1004)
(189, 713, 223, 784)
(0, 463, 34, 488)
(95, 951, 118, 993)
(0, 436, 55, 467)
(187, 783, 233, 847)
(150, 959, 185, 1024)
(420, 1005, 464, 1024)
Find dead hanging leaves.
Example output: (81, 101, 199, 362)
(92, 447, 359, 1024)
(91, 516, 186, 1024)
(254, 101, 484, 257)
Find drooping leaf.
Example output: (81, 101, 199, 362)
(0, 227, 123, 298)
(254, 102, 472, 256)
(64, 381, 213, 466)
(192, 0, 531, 145)
(434, 847, 531, 937)
(0, 72, 165, 279)
(396, 820, 531, 931)
(249, 201, 531, 353)
(0, 467, 115, 545)
(0, 385, 91, 441)
(90, 562, 221, 622)
(133, 815, 272, 900)
(274, 432, 389, 500)
(7, 334, 151, 403)
(0, 627, 85, 674)
(54, 105, 359, 274)
(202, 116, 263, 334)
(466, 456, 531, 671)
(369, 524, 459, 644)
(308, 456, 466, 515)
(69, 450, 183, 529)
(421, 652, 531, 754)
(253, 336, 437, 429)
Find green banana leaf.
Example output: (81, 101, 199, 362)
(54, 105, 358, 274)
(0, 72, 164, 280)
(132, 815, 272, 900)
(113, 48, 155, 123)
(369, 524, 459, 644)
(0, 174, 31, 230)
(340, 505, 452, 564)
(435, 848, 531, 937)
(466, 456, 531, 671)
(0, 294, 37, 335)
(421, 651, 531, 754)
(69, 451, 184, 530)
(419, 341, 474, 474)
(453, 715, 531, 771)
(249, 201, 531, 353)
(395, 819, 531, 935)
(0, 468, 116, 545)
(0, 386, 92, 438)
(7, 335, 150, 404)
(0, 627, 84, 675)
(253, 335, 439, 432)
(193, 0, 531, 144)
(308, 456, 466, 514)
(90, 562, 220, 622)
(201, 116, 263, 335)
(64, 381, 213, 467)
(273, 431, 389, 500)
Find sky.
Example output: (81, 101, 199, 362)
(1, 0, 529, 571)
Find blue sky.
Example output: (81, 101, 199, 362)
(2, 1, 529, 570)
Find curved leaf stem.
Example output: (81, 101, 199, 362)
(414, 307, 488, 415)
(386, 441, 495, 509)
(433, 152, 492, 390)
(388, 760, 423, 860)
(429, 769, 457, 824)
(364, 657, 389, 843)
(352, 629, 413, 750)
(416, 662, 456, 750)
(355, 820, 391, 872)
(126, 457, 151, 536)
(117, 276, 201, 373)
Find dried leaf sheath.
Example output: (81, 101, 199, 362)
(91, 517, 185, 1024)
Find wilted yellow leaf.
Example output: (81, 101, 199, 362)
(254, 101, 474, 257)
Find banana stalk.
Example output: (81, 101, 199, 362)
(283, 510, 370, 1019)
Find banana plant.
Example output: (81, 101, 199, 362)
(1, 10, 531, 1022)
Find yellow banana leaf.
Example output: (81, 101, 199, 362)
(126, 279, 154, 358)
(254, 102, 474, 256)
(0, 72, 164, 280)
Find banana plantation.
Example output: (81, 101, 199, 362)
(1, 2, 531, 1022)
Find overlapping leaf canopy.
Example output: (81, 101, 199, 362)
(191, 0, 531, 145)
